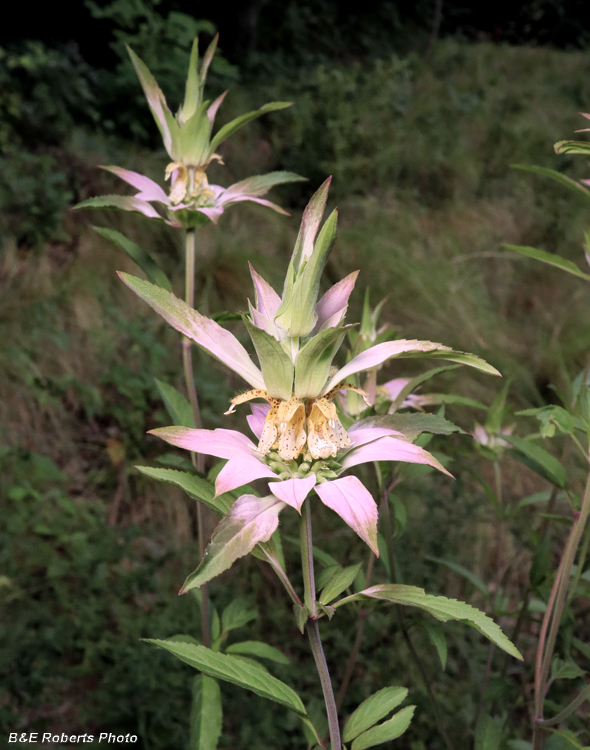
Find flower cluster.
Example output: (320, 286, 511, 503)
(121, 179, 499, 570)
(76, 35, 304, 228)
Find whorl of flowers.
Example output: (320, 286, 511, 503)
(120, 179, 500, 589)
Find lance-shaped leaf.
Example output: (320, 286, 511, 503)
(315, 476, 379, 555)
(276, 207, 338, 338)
(181, 495, 285, 592)
(100, 165, 170, 203)
(323, 340, 500, 394)
(503, 244, 590, 282)
(226, 641, 290, 665)
(135, 466, 232, 516)
(334, 584, 522, 659)
(154, 379, 195, 427)
(275, 178, 332, 333)
(118, 273, 265, 389)
(180, 37, 202, 124)
(474, 714, 502, 750)
(92, 227, 172, 291)
(513, 164, 590, 201)
(343, 686, 408, 742)
(180, 100, 213, 166)
(320, 563, 362, 605)
(502, 435, 566, 488)
(190, 674, 222, 750)
(208, 102, 293, 156)
(75, 194, 164, 220)
(243, 318, 293, 400)
(127, 46, 180, 157)
(294, 326, 348, 398)
(147, 639, 306, 714)
(351, 706, 415, 750)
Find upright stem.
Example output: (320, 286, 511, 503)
(183, 228, 210, 648)
(533, 467, 590, 749)
(301, 499, 341, 750)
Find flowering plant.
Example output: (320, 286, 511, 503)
(121, 179, 521, 749)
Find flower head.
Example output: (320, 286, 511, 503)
(120, 179, 500, 570)
(75, 35, 305, 227)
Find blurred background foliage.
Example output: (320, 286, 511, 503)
(2, 1, 590, 748)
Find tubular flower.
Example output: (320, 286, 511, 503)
(121, 179, 501, 562)
(226, 382, 369, 461)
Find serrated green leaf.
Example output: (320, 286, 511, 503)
(243, 318, 293, 400)
(181, 495, 284, 593)
(551, 656, 586, 681)
(294, 603, 308, 634)
(147, 639, 306, 714)
(190, 674, 222, 750)
(475, 714, 502, 750)
(503, 435, 566, 488)
(320, 563, 362, 605)
(221, 600, 258, 634)
(294, 326, 349, 398)
(93, 226, 172, 291)
(316, 565, 341, 591)
(355, 412, 463, 442)
(335, 584, 522, 660)
(155, 378, 195, 427)
(421, 621, 448, 670)
(226, 641, 290, 665)
(135, 466, 231, 515)
(426, 556, 489, 598)
(343, 686, 408, 742)
(513, 164, 590, 200)
(351, 705, 415, 750)
(503, 244, 590, 282)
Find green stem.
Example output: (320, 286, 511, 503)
(533, 467, 590, 748)
(183, 228, 210, 649)
(301, 499, 341, 750)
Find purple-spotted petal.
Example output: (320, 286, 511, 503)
(101, 166, 169, 204)
(341, 436, 453, 477)
(312, 271, 359, 334)
(247, 403, 271, 441)
(149, 427, 255, 459)
(215, 454, 278, 497)
(315, 476, 379, 555)
(268, 475, 316, 512)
